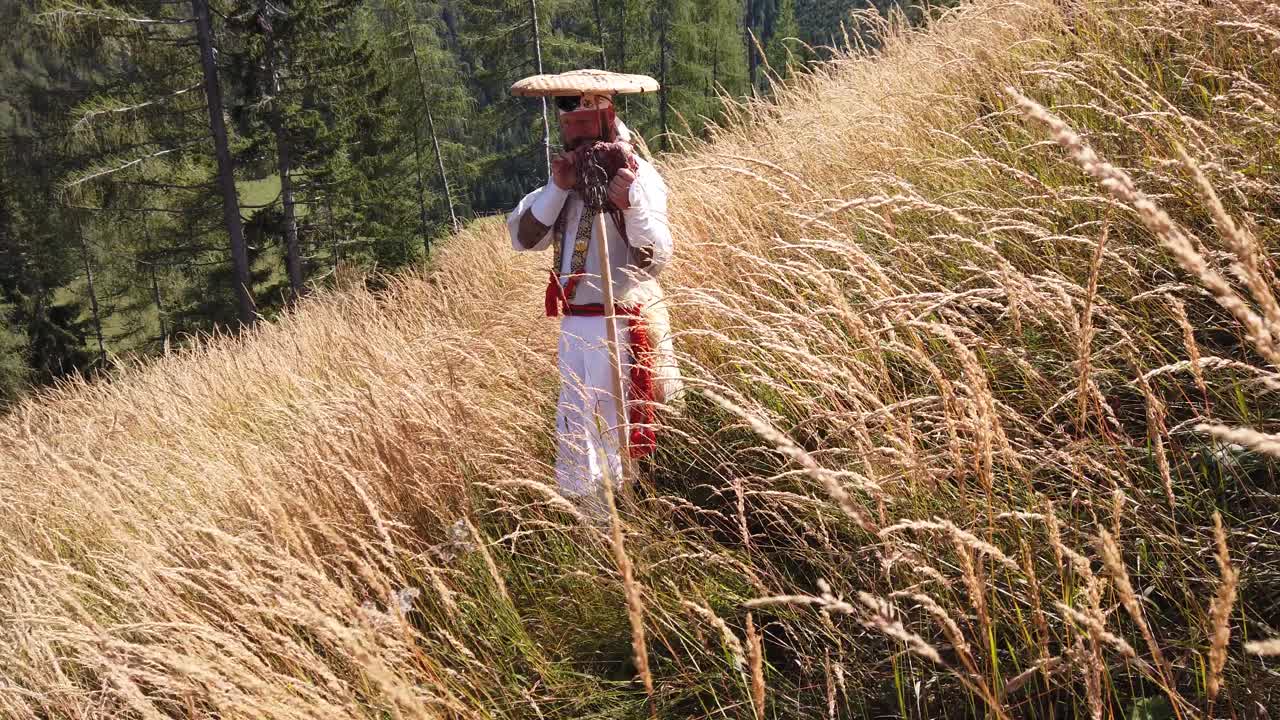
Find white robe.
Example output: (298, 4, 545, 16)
(506, 154, 675, 506)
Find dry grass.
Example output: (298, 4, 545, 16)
(3, 0, 1280, 717)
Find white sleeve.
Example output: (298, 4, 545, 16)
(507, 183, 569, 252)
(622, 161, 674, 273)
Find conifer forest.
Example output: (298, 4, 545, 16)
(0, 0, 942, 405)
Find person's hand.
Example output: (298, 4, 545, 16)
(608, 166, 636, 209)
(551, 151, 577, 190)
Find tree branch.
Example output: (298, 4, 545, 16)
(63, 147, 182, 191)
(39, 6, 193, 26)
(73, 84, 203, 131)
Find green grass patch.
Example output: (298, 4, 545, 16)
(238, 174, 310, 221)
(238, 174, 281, 220)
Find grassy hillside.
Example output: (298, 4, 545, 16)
(2, 0, 1279, 717)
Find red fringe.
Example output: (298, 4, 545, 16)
(545, 271, 561, 317)
(545, 273, 587, 318)
(625, 313, 658, 459)
(563, 276, 581, 311)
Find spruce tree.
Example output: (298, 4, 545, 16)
(700, 0, 748, 116)
(652, 0, 673, 147)
(598, 0, 657, 136)
(225, 0, 381, 299)
(40, 0, 258, 328)
(194, 0, 256, 323)
(653, 0, 745, 143)
(384, 0, 465, 242)
(766, 0, 801, 80)
(0, 140, 30, 404)
(451, 0, 599, 210)
(2, 4, 96, 386)
(74, 218, 106, 364)
(0, 299, 28, 406)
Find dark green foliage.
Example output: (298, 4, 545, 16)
(0, 301, 29, 406)
(0, 10, 100, 396)
(223, 0, 395, 291)
(766, 0, 801, 77)
(2, 0, 921, 402)
(795, 0, 956, 51)
(666, 0, 745, 137)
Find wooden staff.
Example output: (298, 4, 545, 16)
(593, 208, 633, 487)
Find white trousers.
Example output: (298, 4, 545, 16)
(555, 315, 631, 503)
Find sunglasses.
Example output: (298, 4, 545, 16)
(554, 95, 614, 112)
(554, 95, 583, 112)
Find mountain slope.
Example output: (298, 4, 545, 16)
(2, 0, 1278, 717)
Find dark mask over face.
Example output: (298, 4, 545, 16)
(558, 105, 617, 150)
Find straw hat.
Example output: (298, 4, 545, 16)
(511, 69, 659, 97)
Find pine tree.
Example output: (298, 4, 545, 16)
(652, 0, 745, 143)
(652, 0, 673, 147)
(224, 0, 372, 301)
(528, 0, 552, 177)
(0, 139, 30, 404)
(2, 4, 96, 386)
(591, 0, 606, 68)
(793, 0, 952, 53)
(74, 218, 106, 365)
(40, 0, 258, 328)
(386, 0, 464, 243)
(193, 0, 256, 323)
(700, 0, 748, 114)
(765, 0, 801, 80)
(450, 0, 596, 211)
(597, 0, 656, 137)
(0, 298, 28, 406)
(796, 0, 856, 50)
(745, 0, 766, 90)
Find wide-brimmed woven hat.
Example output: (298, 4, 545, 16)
(511, 69, 659, 97)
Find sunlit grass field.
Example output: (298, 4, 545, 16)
(2, 0, 1278, 717)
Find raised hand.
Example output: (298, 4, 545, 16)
(607, 167, 636, 209)
(551, 151, 577, 190)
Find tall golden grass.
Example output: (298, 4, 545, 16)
(3, 0, 1279, 716)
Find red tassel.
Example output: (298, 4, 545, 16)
(625, 313, 658, 458)
(545, 271, 560, 317)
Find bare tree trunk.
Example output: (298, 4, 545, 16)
(712, 37, 718, 96)
(402, 28, 431, 253)
(409, 115, 431, 249)
(529, 0, 551, 177)
(404, 15, 460, 239)
(393, 2, 427, 250)
(424, 107, 457, 234)
(192, 0, 255, 325)
(143, 220, 166, 340)
(593, 0, 607, 69)
(658, 4, 669, 149)
(405, 13, 460, 243)
(326, 194, 339, 273)
(620, 0, 628, 114)
(77, 226, 106, 365)
(274, 123, 303, 300)
(261, 11, 304, 303)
